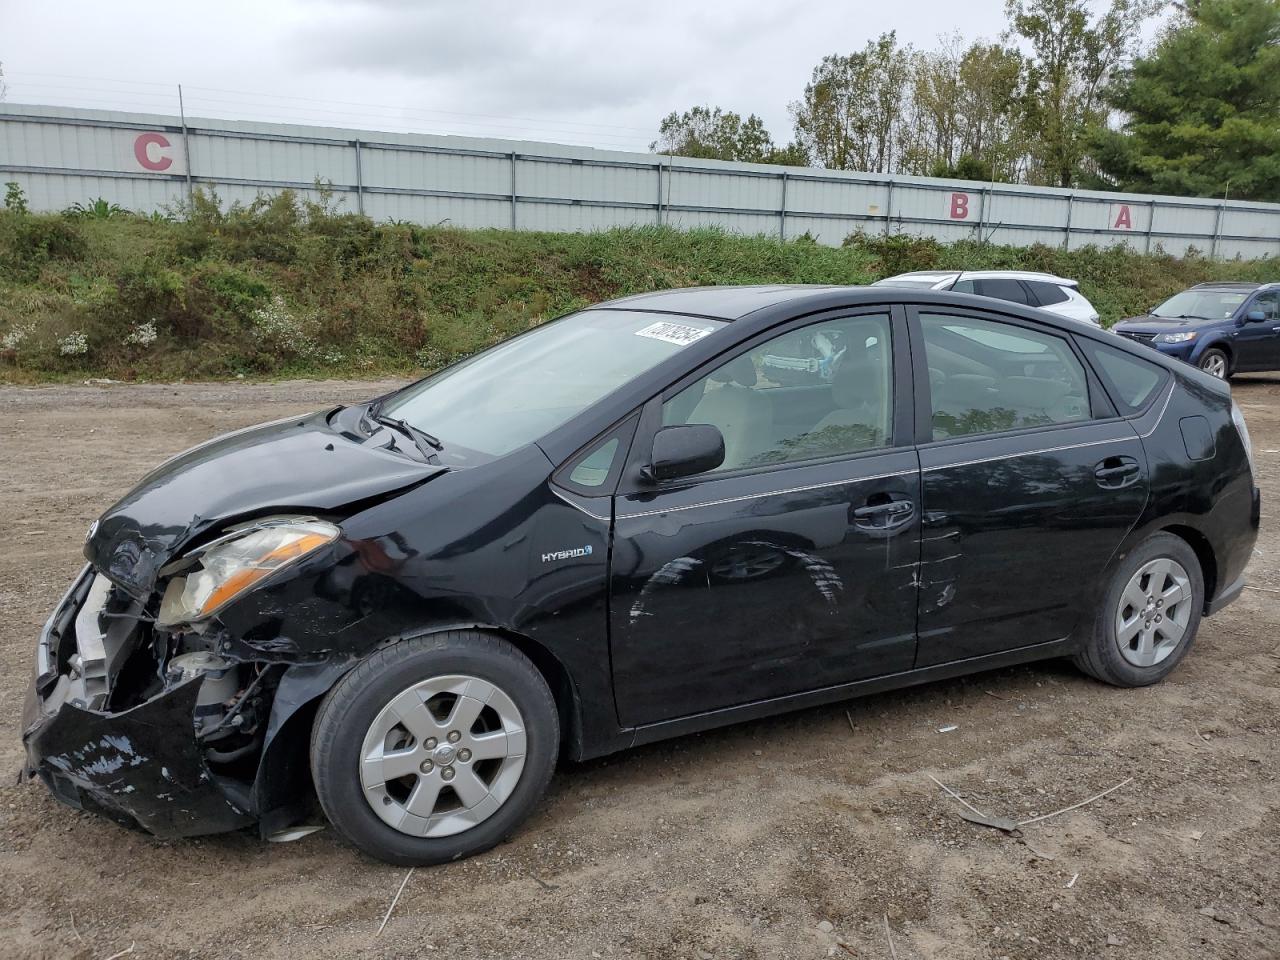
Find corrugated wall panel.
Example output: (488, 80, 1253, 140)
(1, 104, 1276, 259)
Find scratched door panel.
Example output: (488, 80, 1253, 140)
(608, 449, 921, 728)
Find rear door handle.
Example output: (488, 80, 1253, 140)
(1094, 456, 1141, 490)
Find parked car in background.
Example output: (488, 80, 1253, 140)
(23, 284, 1258, 866)
(874, 270, 1101, 326)
(1113, 282, 1280, 380)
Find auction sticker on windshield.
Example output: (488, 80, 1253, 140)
(635, 321, 715, 346)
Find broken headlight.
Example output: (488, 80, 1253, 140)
(158, 518, 340, 626)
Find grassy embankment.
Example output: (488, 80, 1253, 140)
(0, 188, 1274, 382)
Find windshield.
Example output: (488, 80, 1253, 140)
(1152, 289, 1248, 320)
(380, 310, 726, 460)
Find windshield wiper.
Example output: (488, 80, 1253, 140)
(360, 401, 443, 459)
(374, 415, 443, 458)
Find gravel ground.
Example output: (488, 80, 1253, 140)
(1, 376, 1277, 960)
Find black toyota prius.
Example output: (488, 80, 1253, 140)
(22, 285, 1259, 865)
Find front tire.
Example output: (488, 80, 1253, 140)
(1198, 348, 1230, 380)
(1074, 533, 1204, 687)
(310, 631, 559, 865)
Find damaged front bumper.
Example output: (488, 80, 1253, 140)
(21, 565, 256, 839)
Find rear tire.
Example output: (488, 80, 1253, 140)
(1198, 348, 1230, 380)
(1074, 533, 1204, 687)
(310, 630, 558, 865)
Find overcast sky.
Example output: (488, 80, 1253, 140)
(2, 1, 1137, 153)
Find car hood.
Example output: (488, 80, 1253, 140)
(1114, 314, 1204, 333)
(86, 409, 445, 599)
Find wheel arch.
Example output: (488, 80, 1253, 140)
(1157, 523, 1219, 606)
(1195, 338, 1234, 372)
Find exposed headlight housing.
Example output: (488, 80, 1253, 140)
(158, 518, 340, 626)
(1156, 331, 1197, 344)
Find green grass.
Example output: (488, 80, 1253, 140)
(0, 189, 1275, 382)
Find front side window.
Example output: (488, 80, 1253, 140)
(382, 311, 725, 461)
(1249, 292, 1278, 319)
(920, 313, 1089, 440)
(663, 313, 893, 473)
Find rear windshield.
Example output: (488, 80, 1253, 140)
(381, 310, 726, 460)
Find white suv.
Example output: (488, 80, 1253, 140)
(873, 270, 1101, 325)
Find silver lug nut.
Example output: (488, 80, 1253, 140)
(441, 767, 455, 782)
(447, 730, 461, 743)
(419, 759, 434, 774)
(424, 737, 438, 750)
(458, 748, 472, 762)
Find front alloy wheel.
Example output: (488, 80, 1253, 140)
(360, 675, 527, 838)
(1198, 348, 1229, 379)
(311, 631, 558, 865)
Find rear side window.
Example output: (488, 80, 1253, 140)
(920, 313, 1090, 440)
(1026, 281, 1070, 307)
(975, 279, 1031, 305)
(1080, 339, 1169, 415)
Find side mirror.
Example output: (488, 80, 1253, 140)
(1245, 309, 1267, 323)
(646, 424, 725, 482)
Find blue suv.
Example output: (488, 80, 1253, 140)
(1114, 282, 1280, 380)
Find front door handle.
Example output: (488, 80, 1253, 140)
(1094, 456, 1141, 490)
(851, 494, 915, 530)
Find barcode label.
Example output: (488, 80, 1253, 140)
(635, 321, 714, 346)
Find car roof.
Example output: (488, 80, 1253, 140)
(1189, 281, 1270, 291)
(592, 284, 853, 320)
(877, 269, 1077, 286)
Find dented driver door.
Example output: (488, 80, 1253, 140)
(607, 308, 921, 728)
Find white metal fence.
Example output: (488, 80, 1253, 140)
(2, 103, 1277, 260)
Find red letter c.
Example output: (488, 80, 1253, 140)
(134, 132, 173, 172)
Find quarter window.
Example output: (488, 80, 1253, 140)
(920, 313, 1090, 440)
(1026, 281, 1070, 306)
(1080, 340, 1168, 414)
(663, 314, 893, 472)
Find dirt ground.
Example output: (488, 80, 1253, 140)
(1, 376, 1277, 960)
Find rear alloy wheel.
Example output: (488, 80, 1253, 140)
(1198, 348, 1229, 380)
(311, 631, 558, 865)
(1074, 533, 1204, 687)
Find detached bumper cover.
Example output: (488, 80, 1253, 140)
(20, 569, 254, 840)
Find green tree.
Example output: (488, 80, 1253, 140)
(790, 33, 913, 172)
(1007, 0, 1162, 187)
(904, 36, 1030, 181)
(1090, 0, 1280, 200)
(650, 106, 806, 165)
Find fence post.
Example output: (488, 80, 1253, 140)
(1063, 194, 1073, 250)
(177, 84, 194, 204)
(778, 171, 787, 240)
(977, 187, 988, 243)
(1145, 200, 1155, 254)
(884, 178, 894, 237)
(510, 152, 518, 230)
(353, 139, 364, 216)
(1211, 202, 1224, 259)
(655, 160, 663, 226)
